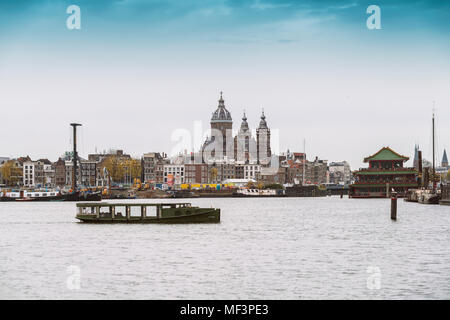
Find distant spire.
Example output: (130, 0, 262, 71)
(442, 149, 448, 167)
(258, 108, 268, 129)
(239, 110, 249, 133)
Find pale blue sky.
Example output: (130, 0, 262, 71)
(0, 0, 449, 168)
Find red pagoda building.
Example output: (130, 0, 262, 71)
(350, 147, 418, 198)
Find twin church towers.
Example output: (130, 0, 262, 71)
(202, 92, 272, 165)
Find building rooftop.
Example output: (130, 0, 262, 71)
(364, 147, 409, 162)
(211, 92, 232, 123)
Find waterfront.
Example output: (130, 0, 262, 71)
(0, 197, 449, 299)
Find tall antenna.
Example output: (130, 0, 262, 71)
(70, 123, 82, 192)
(432, 103, 436, 192)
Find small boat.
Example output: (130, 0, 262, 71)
(404, 189, 420, 203)
(76, 202, 220, 224)
(416, 111, 441, 205)
(417, 189, 441, 205)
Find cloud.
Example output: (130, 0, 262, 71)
(250, 0, 292, 10)
(0, 0, 449, 45)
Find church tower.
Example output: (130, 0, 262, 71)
(234, 111, 256, 163)
(413, 144, 420, 170)
(442, 149, 448, 168)
(256, 110, 271, 165)
(202, 92, 233, 162)
(210, 92, 233, 158)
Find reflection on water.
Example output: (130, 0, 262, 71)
(0, 197, 449, 299)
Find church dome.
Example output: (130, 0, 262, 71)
(211, 92, 232, 123)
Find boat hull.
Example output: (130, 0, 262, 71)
(1, 195, 65, 202)
(418, 195, 440, 205)
(0, 197, 16, 202)
(231, 193, 285, 198)
(64, 192, 102, 202)
(76, 209, 220, 224)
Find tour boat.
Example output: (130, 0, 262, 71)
(76, 202, 220, 224)
(232, 188, 285, 197)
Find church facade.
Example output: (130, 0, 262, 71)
(202, 93, 272, 165)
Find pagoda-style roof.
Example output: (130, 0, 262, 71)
(355, 169, 417, 175)
(364, 147, 409, 162)
(350, 183, 418, 188)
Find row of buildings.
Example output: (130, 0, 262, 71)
(0, 150, 352, 189)
(0, 94, 353, 189)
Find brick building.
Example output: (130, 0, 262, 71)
(142, 152, 166, 184)
(80, 161, 97, 187)
(185, 164, 208, 184)
(54, 158, 66, 188)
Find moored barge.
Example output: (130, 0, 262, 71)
(76, 202, 220, 223)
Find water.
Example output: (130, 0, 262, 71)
(0, 197, 449, 299)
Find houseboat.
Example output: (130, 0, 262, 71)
(76, 202, 220, 223)
(0, 190, 64, 202)
(349, 147, 418, 198)
(0, 189, 102, 202)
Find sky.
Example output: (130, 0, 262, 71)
(0, 0, 449, 169)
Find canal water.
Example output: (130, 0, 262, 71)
(0, 197, 449, 299)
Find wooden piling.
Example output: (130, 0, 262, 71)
(391, 192, 397, 220)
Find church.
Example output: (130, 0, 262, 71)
(201, 93, 272, 165)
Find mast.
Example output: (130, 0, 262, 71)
(432, 110, 436, 192)
(70, 123, 82, 192)
(418, 150, 423, 188)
